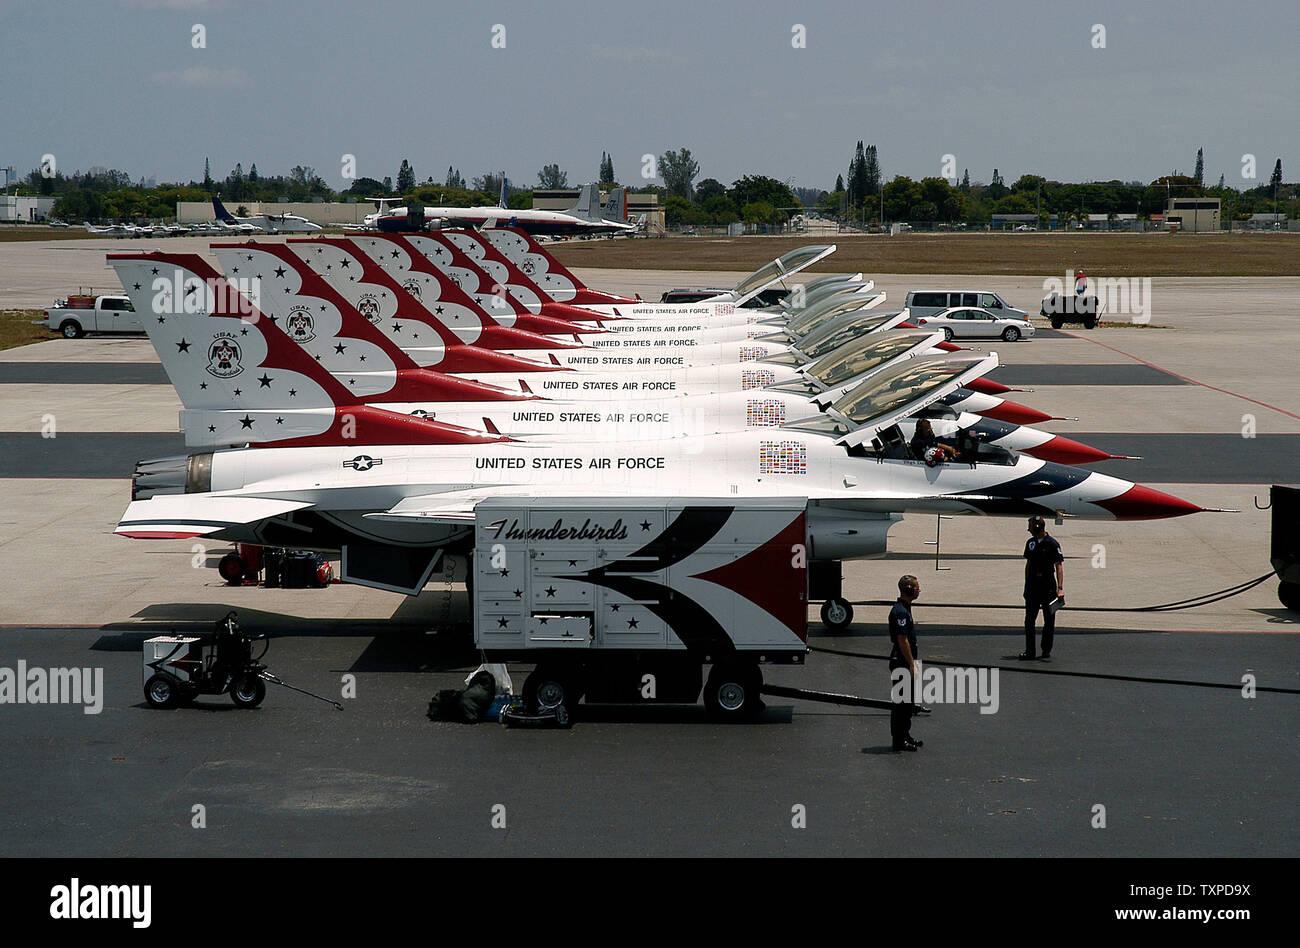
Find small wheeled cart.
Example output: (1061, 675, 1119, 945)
(142, 612, 269, 709)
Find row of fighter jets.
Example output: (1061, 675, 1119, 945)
(106, 231, 1205, 600)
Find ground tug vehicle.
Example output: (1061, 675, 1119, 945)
(142, 612, 343, 710)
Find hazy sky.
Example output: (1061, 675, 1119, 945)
(3, 0, 1296, 192)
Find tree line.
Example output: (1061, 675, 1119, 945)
(14, 146, 1297, 224)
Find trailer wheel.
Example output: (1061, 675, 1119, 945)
(704, 664, 762, 720)
(1082, 316, 1098, 329)
(523, 666, 577, 713)
(229, 673, 266, 708)
(59, 319, 85, 339)
(1049, 318, 1063, 330)
(1280, 581, 1300, 612)
(820, 597, 854, 632)
(144, 674, 181, 709)
(217, 552, 247, 585)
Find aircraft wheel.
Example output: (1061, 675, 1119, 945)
(144, 674, 181, 709)
(820, 597, 854, 632)
(60, 320, 84, 339)
(1279, 581, 1300, 612)
(230, 673, 266, 708)
(704, 664, 763, 720)
(217, 552, 247, 584)
(1002, 327, 1020, 342)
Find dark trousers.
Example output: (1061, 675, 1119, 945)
(889, 658, 912, 742)
(1024, 596, 1056, 657)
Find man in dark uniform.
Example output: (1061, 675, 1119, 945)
(888, 574, 923, 751)
(909, 419, 957, 466)
(1021, 515, 1064, 660)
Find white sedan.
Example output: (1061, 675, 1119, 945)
(913, 306, 1035, 342)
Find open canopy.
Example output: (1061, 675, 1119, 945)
(784, 288, 888, 335)
(731, 245, 837, 304)
(824, 352, 999, 446)
(793, 309, 912, 359)
(795, 329, 945, 390)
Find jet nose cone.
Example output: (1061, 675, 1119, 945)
(1028, 434, 1115, 465)
(977, 399, 1054, 425)
(967, 377, 1013, 395)
(1096, 484, 1203, 520)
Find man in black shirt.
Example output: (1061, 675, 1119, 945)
(888, 574, 923, 751)
(909, 419, 957, 466)
(1021, 515, 1064, 660)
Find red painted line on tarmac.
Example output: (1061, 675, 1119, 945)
(1058, 330, 1300, 420)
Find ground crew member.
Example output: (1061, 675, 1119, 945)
(1021, 515, 1064, 660)
(889, 575, 923, 751)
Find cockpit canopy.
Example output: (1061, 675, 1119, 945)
(791, 330, 937, 389)
(732, 245, 835, 300)
(784, 290, 882, 335)
(795, 312, 916, 360)
(830, 355, 987, 425)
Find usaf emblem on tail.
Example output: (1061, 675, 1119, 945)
(205, 333, 243, 378)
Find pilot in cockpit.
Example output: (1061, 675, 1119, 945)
(909, 419, 958, 466)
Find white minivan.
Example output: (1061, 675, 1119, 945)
(905, 290, 1027, 322)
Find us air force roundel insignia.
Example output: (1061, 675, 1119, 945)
(344, 455, 383, 472)
(206, 332, 244, 378)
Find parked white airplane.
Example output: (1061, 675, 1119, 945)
(212, 196, 322, 233)
(376, 183, 636, 236)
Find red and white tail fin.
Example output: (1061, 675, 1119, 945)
(107, 252, 510, 449)
(350, 232, 590, 335)
(108, 252, 357, 412)
(425, 231, 613, 324)
(288, 236, 583, 354)
(211, 241, 534, 403)
(479, 226, 635, 305)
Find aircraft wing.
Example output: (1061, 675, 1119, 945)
(116, 494, 315, 539)
(363, 486, 637, 525)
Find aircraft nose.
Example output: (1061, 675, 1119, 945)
(967, 377, 1014, 395)
(1026, 434, 1115, 465)
(975, 398, 1054, 425)
(1095, 484, 1203, 520)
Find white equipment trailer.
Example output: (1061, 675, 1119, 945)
(473, 497, 809, 719)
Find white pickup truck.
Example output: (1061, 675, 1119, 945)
(38, 294, 143, 338)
